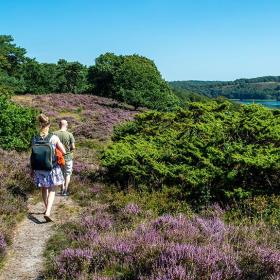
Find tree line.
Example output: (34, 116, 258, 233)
(170, 78, 280, 100)
(1, 35, 206, 111)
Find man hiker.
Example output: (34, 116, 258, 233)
(54, 120, 75, 196)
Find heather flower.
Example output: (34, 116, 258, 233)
(91, 183, 103, 194)
(75, 229, 99, 243)
(157, 243, 241, 279)
(46, 110, 56, 117)
(194, 216, 226, 243)
(25, 93, 138, 141)
(134, 225, 165, 246)
(0, 233, 7, 255)
(152, 214, 187, 230)
(80, 215, 96, 229)
(256, 246, 280, 274)
(56, 248, 92, 278)
(81, 212, 113, 231)
(202, 203, 225, 218)
(73, 161, 91, 174)
(91, 275, 114, 280)
(50, 204, 280, 279)
(150, 214, 200, 242)
(148, 264, 189, 280)
(93, 213, 113, 231)
(103, 235, 137, 256)
(122, 203, 142, 215)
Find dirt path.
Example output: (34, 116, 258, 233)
(0, 195, 76, 280)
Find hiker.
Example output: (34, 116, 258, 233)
(31, 114, 66, 222)
(54, 119, 75, 196)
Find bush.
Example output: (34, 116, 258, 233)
(88, 53, 179, 111)
(102, 101, 280, 206)
(0, 94, 37, 150)
(104, 186, 193, 216)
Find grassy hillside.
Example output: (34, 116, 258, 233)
(1, 95, 280, 279)
(0, 94, 139, 265)
(170, 76, 280, 99)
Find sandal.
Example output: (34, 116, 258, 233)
(44, 215, 53, 222)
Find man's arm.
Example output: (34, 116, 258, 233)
(70, 133, 75, 151)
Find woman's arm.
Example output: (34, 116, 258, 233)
(56, 139, 66, 154)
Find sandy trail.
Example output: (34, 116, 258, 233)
(0, 195, 73, 280)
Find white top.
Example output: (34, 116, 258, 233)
(50, 135, 60, 146)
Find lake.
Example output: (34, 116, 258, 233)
(231, 99, 280, 109)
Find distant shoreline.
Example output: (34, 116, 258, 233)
(230, 99, 278, 101)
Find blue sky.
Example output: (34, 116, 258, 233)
(1, 0, 280, 81)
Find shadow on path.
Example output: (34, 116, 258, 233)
(27, 213, 47, 225)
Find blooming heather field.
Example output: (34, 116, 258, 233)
(13, 94, 139, 174)
(1, 95, 280, 279)
(47, 203, 280, 279)
(0, 94, 138, 265)
(0, 149, 33, 263)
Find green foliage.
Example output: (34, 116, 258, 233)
(0, 35, 26, 77)
(105, 186, 193, 216)
(0, 73, 25, 93)
(88, 53, 179, 110)
(227, 195, 280, 226)
(0, 35, 90, 94)
(56, 59, 89, 93)
(170, 77, 280, 100)
(22, 59, 56, 93)
(0, 95, 37, 150)
(21, 58, 90, 94)
(102, 101, 280, 206)
(1, 35, 180, 111)
(87, 53, 121, 97)
(0, 85, 13, 98)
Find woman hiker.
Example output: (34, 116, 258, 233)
(31, 114, 66, 222)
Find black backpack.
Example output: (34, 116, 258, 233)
(31, 134, 56, 171)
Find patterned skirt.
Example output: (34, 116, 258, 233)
(34, 165, 64, 188)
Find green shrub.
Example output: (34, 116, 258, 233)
(0, 94, 37, 150)
(104, 186, 193, 216)
(226, 195, 280, 226)
(102, 101, 280, 206)
(88, 53, 179, 111)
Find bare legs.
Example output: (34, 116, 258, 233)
(61, 161, 73, 195)
(41, 186, 56, 217)
(61, 175, 71, 195)
(64, 175, 71, 193)
(41, 188, 48, 209)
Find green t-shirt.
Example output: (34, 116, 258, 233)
(54, 130, 75, 161)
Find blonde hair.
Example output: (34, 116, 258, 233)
(38, 114, 50, 137)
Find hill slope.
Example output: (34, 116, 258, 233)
(170, 76, 280, 99)
(0, 94, 139, 266)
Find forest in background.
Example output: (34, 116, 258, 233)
(1, 35, 207, 111)
(3, 34, 280, 105)
(170, 77, 280, 100)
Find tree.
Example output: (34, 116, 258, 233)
(57, 60, 89, 93)
(87, 53, 122, 97)
(88, 53, 179, 111)
(0, 35, 26, 77)
(21, 58, 47, 93)
(0, 91, 37, 150)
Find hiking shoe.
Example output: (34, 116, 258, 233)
(62, 190, 69, 196)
